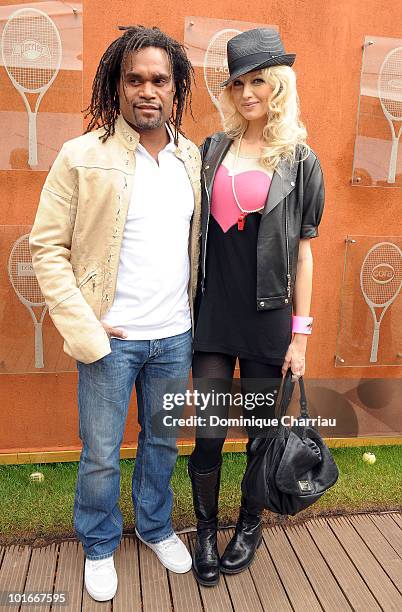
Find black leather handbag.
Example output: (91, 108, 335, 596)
(241, 371, 339, 516)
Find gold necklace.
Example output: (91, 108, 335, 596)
(231, 134, 265, 231)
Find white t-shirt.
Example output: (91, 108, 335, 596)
(102, 128, 194, 339)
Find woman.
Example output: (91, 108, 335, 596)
(188, 28, 325, 586)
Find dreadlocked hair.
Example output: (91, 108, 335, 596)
(84, 25, 194, 144)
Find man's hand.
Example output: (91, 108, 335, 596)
(101, 322, 128, 340)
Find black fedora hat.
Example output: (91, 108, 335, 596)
(221, 28, 296, 87)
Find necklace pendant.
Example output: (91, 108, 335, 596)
(238, 213, 247, 231)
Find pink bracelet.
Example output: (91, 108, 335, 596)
(292, 315, 313, 335)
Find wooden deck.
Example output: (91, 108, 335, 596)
(0, 512, 401, 611)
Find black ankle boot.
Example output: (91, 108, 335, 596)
(188, 459, 221, 586)
(220, 496, 262, 574)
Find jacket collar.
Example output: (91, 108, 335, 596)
(263, 155, 299, 217)
(113, 114, 193, 162)
(203, 133, 298, 216)
(114, 114, 140, 150)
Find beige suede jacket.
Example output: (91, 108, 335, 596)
(29, 115, 202, 364)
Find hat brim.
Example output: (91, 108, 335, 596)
(220, 53, 296, 87)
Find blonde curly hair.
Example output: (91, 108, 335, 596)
(221, 65, 310, 170)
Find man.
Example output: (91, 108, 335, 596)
(29, 26, 201, 602)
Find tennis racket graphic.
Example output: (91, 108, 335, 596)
(1, 8, 62, 167)
(204, 29, 241, 125)
(360, 242, 402, 363)
(8, 234, 47, 369)
(378, 47, 402, 183)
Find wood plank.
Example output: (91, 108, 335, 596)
(0, 545, 31, 602)
(390, 513, 402, 532)
(306, 518, 380, 611)
(137, 535, 171, 612)
(328, 516, 402, 610)
(285, 523, 351, 611)
(82, 585, 111, 611)
(22, 544, 58, 612)
(249, 531, 292, 612)
(349, 515, 402, 592)
(218, 529, 263, 612)
(54, 541, 84, 612)
(187, 530, 234, 612)
(263, 525, 321, 612)
(113, 537, 141, 612)
(168, 534, 203, 612)
(369, 514, 402, 558)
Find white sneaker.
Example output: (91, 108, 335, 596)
(135, 529, 192, 573)
(84, 555, 118, 601)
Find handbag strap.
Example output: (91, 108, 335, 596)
(298, 376, 309, 418)
(277, 370, 294, 419)
(277, 371, 309, 419)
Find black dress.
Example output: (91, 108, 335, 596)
(193, 148, 292, 365)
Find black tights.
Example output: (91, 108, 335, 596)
(190, 352, 282, 472)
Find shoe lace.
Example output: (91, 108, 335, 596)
(88, 557, 114, 573)
(159, 535, 179, 552)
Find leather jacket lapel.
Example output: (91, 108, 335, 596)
(203, 135, 232, 197)
(263, 156, 299, 217)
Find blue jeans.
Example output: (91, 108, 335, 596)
(73, 329, 192, 560)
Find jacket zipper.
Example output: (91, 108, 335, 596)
(284, 196, 291, 299)
(79, 271, 97, 292)
(202, 167, 211, 294)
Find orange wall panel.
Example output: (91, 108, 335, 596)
(0, 0, 401, 454)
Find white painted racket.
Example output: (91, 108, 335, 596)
(1, 8, 62, 167)
(378, 47, 402, 183)
(203, 29, 241, 125)
(360, 242, 402, 363)
(8, 234, 47, 369)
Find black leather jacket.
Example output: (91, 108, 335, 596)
(199, 133, 325, 311)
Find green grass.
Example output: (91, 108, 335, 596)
(0, 445, 401, 545)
